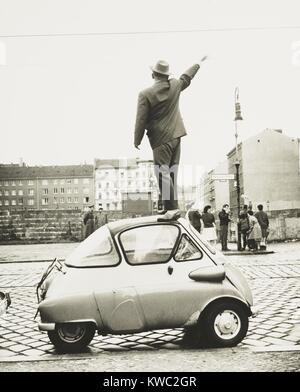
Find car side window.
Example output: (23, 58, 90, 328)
(120, 224, 179, 265)
(174, 234, 203, 262)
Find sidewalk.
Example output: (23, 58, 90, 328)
(0, 240, 299, 263)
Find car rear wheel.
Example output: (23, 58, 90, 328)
(199, 301, 249, 347)
(48, 322, 95, 352)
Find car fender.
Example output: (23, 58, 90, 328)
(38, 293, 103, 329)
(197, 295, 251, 320)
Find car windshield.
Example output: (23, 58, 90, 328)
(65, 225, 120, 267)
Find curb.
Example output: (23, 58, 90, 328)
(223, 251, 275, 256)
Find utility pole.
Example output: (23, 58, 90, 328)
(234, 87, 243, 251)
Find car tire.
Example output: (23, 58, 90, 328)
(198, 301, 249, 348)
(48, 322, 95, 353)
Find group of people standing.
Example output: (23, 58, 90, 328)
(187, 204, 218, 245)
(239, 204, 269, 251)
(187, 202, 270, 252)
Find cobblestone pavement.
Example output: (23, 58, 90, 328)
(0, 242, 300, 360)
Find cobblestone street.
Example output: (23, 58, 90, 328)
(0, 242, 300, 363)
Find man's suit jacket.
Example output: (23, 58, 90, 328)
(134, 64, 200, 150)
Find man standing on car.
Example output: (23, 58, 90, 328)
(134, 59, 206, 220)
(219, 204, 231, 251)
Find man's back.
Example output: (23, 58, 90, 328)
(255, 210, 269, 228)
(134, 63, 200, 149)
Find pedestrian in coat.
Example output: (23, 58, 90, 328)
(83, 205, 95, 239)
(201, 205, 217, 244)
(187, 208, 203, 233)
(247, 210, 262, 251)
(239, 212, 250, 250)
(218, 204, 231, 251)
(134, 59, 206, 220)
(255, 204, 269, 250)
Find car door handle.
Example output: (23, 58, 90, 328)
(168, 266, 174, 275)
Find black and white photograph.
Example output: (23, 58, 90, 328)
(0, 0, 299, 377)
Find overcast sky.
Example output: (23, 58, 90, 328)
(0, 0, 299, 184)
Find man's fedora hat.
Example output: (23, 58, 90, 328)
(150, 60, 171, 76)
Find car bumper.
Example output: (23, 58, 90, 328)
(250, 305, 259, 317)
(38, 322, 55, 331)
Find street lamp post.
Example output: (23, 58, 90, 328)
(234, 87, 243, 251)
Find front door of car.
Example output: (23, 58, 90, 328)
(118, 224, 212, 330)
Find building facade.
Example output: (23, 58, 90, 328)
(94, 158, 158, 212)
(0, 163, 94, 212)
(227, 129, 300, 217)
(199, 160, 230, 212)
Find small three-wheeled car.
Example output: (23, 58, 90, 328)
(36, 214, 257, 352)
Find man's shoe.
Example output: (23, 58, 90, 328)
(157, 209, 181, 222)
(157, 209, 168, 215)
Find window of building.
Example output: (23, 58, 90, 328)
(28, 180, 34, 186)
(59, 179, 64, 185)
(0, 200, 2, 206)
(120, 225, 179, 265)
(28, 199, 34, 206)
(66, 179, 72, 184)
(41, 198, 48, 205)
(43, 188, 48, 195)
(106, 192, 110, 198)
(0, 190, 2, 196)
(53, 179, 58, 185)
(11, 190, 16, 196)
(4, 190, 9, 196)
(67, 197, 72, 203)
(83, 178, 90, 184)
(98, 193, 102, 199)
(74, 188, 78, 194)
(42, 180, 48, 185)
(60, 188, 64, 194)
(74, 197, 79, 203)
(83, 188, 89, 195)
(74, 179, 78, 184)
(18, 190, 23, 196)
(53, 197, 58, 204)
(0, 181, 3, 186)
(28, 189, 34, 195)
(60, 197, 64, 203)
(53, 188, 58, 194)
(66, 188, 71, 194)
(4, 181, 9, 186)
(98, 183, 102, 189)
(4, 200, 9, 206)
(106, 182, 109, 188)
(18, 180, 22, 186)
(11, 199, 16, 206)
(106, 203, 110, 210)
(18, 198, 23, 205)
(83, 197, 89, 204)
(11, 180, 16, 186)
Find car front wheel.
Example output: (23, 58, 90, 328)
(48, 322, 95, 352)
(200, 301, 249, 347)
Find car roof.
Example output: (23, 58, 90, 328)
(107, 215, 184, 236)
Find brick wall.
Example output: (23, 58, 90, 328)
(0, 209, 83, 243)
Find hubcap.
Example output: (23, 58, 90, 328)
(57, 324, 85, 343)
(214, 310, 241, 340)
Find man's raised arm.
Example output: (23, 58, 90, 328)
(179, 63, 201, 91)
(134, 92, 149, 148)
